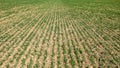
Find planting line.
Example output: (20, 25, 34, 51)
(0, 6, 47, 67)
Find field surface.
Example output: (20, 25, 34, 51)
(0, 0, 120, 68)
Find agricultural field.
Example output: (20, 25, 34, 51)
(0, 0, 120, 68)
